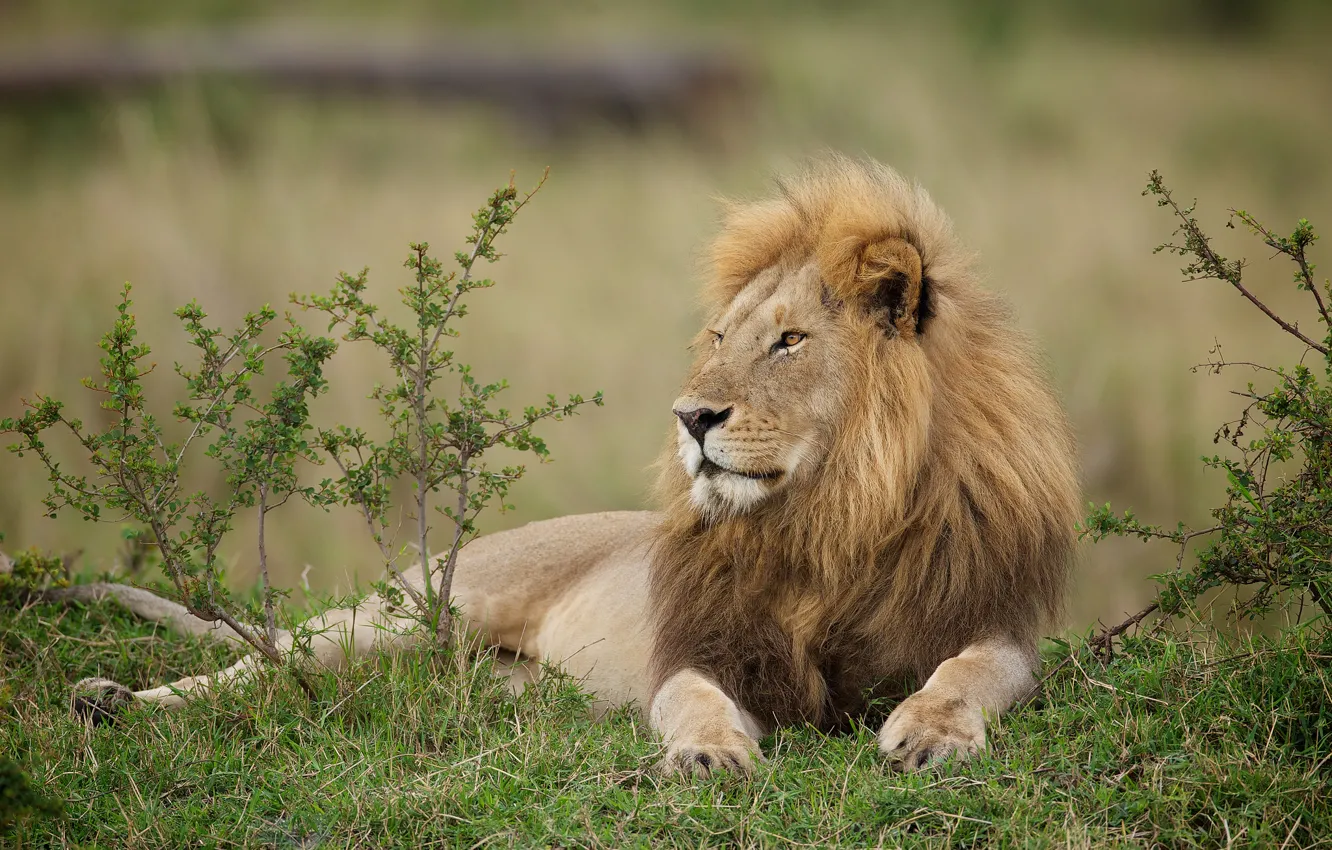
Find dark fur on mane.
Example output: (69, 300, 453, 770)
(647, 156, 1080, 729)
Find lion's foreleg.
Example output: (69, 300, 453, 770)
(649, 669, 767, 777)
(877, 637, 1036, 770)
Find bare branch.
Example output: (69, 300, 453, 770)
(1153, 181, 1327, 354)
(210, 606, 316, 701)
(1233, 209, 1331, 328)
(1020, 601, 1161, 706)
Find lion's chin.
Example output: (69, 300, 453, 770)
(688, 469, 776, 518)
(676, 433, 791, 517)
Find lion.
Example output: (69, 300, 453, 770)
(66, 155, 1080, 774)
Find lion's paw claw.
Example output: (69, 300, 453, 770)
(70, 677, 135, 727)
(656, 739, 762, 778)
(878, 691, 984, 772)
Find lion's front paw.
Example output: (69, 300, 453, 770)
(878, 690, 985, 771)
(656, 731, 764, 778)
(70, 677, 135, 727)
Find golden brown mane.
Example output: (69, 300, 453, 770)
(648, 156, 1081, 729)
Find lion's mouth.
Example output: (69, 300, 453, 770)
(699, 458, 784, 481)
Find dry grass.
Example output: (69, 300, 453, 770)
(1, 10, 1330, 628)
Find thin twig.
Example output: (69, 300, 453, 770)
(154, 339, 293, 507)
(1020, 601, 1160, 705)
(414, 170, 550, 644)
(324, 449, 429, 614)
(1156, 183, 1328, 354)
(1235, 209, 1331, 328)
(414, 245, 438, 632)
(258, 446, 277, 646)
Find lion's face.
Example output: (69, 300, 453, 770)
(673, 262, 841, 517)
(673, 240, 925, 519)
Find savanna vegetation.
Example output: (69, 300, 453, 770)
(2, 1, 1331, 847)
(3, 0, 1332, 626)
(3, 168, 1330, 847)
(1, 596, 1326, 847)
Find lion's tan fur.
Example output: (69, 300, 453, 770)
(649, 156, 1080, 729)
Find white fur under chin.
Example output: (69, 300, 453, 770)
(677, 423, 813, 520)
(689, 473, 769, 519)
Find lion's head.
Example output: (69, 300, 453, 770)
(661, 156, 975, 537)
(650, 156, 1081, 727)
(672, 218, 931, 522)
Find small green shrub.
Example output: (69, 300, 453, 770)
(0, 756, 61, 834)
(0, 540, 67, 603)
(0, 172, 598, 683)
(1084, 172, 1332, 627)
(2, 283, 338, 696)
(294, 172, 601, 645)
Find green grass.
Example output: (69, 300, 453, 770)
(2, 594, 1329, 848)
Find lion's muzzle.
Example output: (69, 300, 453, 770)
(674, 405, 732, 447)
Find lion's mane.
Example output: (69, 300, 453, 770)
(648, 156, 1081, 729)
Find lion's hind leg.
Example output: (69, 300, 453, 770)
(70, 594, 420, 725)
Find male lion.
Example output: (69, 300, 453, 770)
(69, 155, 1080, 773)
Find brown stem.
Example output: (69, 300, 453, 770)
(1210, 267, 1325, 353)
(1234, 210, 1332, 329)
(411, 178, 542, 644)
(326, 450, 430, 614)
(407, 202, 499, 635)
(147, 513, 316, 702)
(1297, 253, 1331, 328)
(1160, 190, 1328, 354)
(414, 248, 437, 630)
(1090, 602, 1161, 649)
(211, 606, 317, 702)
(257, 447, 277, 646)
(436, 449, 471, 646)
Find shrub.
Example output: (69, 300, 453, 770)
(295, 172, 601, 646)
(0, 757, 61, 833)
(0, 172, 598, 684)
(1083, 171, 1332, 629)
(0, 534, 69, 603)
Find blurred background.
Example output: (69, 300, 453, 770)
(2, 0, 1330, 630)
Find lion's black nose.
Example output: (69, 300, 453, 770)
(675, 406, 732, 445)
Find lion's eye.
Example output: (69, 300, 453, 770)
(711, 331, 724, 349)
(779, 332, 806, 348)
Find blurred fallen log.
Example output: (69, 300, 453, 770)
(0, 30, 753, 139)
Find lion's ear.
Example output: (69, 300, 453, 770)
(847, 236, 924, 338)
(820, 234, 926, 338)
(860, 237, 923, 338)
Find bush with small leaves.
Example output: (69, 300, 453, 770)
(1083, 172, 1332, 626)
(1, 289, 336, 695)
(0, 537, 68, 604)
(0, 756, 61, 834)
(1, 172, 596, 690)
(295, 172, 602, 647)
